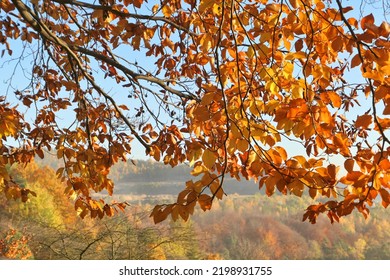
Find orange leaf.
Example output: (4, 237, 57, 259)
(379, 189, 390, 208)
(342, 6, 354, 13)
(295, 39, 303, 52)
(266, 4, 281, 13)
(375, 117, 390, 131)
(118, 104, 129, 110)
(327, 164, 337, 179)
(149, 145, 161, 161)
(344, 158, 354, 173)
(384, 104, 390, 115)
(328, 91, 342, 108)
(379, 21, 390, 37)
(198, 194, 212, 211)
(348, 17, 358, 28)
(351, 54, 361, 68)
(35, 149, 44, 159)
(361, 13, 375, 30)
(331, 36, 343, 52)
(355, 114, 372, 129)
(133, 0, 143, 8)
(288, 0, 299, 9)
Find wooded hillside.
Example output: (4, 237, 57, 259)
(1, 161, 389, 260)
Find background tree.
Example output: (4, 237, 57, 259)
(1, 161, 390, 260)
(0, 0, 389, 224)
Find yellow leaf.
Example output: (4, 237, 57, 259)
(212, 4, 222, 15)
(202, 149, 217, 169)
(199, 0, 213, 13)
(285, 51, 306, 60)
(373, 172, 381, 190)
(152, 4, 159, 14)
(283, 62, 294, 78)
(191, 164, 205, 176)
(247, 46, 255, 59)
(199, 34, 213, 53)
(188, 148, 202, 167)
(162, 5, 173, 17)
(293, 155, 308, 167)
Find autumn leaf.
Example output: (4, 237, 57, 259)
(344, 158, 354, 173)
(162, 5, 173, 17)
(351, 54, 361, 68)
(361, 13, 375, 30)
(288, 0, 299, 9)
(0, 0, 389, 226)
(202, 149, 217, 170)
(198, 194, 212, 211)
(355, 114, 372, 129)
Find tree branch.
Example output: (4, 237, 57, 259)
(11, 0, 151, 152)
(51, 0, 197, 36)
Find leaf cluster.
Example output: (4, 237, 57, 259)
(0, 0, 389, 224)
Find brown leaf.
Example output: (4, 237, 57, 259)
(361, 13, 375, 30)
(355, 114, 372, 129)
(198, 194, 212, 211)
(351, 54, 361, 68)
(344, 158, 354, 173)
(327, 164, 337, 179)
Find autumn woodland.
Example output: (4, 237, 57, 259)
(1, 159, 390, 259)
(0, 0, 390, 259)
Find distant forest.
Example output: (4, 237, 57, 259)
(1, 158, 389, 260)
(37, 154, 263, 196)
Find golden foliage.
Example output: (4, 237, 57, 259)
(0, 0, 389, 224)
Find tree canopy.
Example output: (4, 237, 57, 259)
(0, 0, 389, 224)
